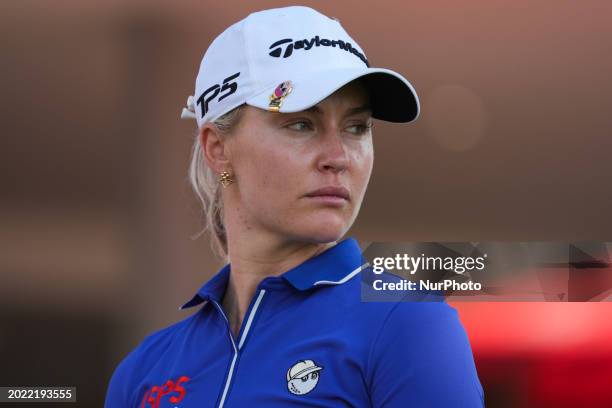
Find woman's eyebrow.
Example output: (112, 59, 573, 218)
(345, 105, 372, 117)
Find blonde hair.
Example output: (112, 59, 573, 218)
(188, 104, 246, 261)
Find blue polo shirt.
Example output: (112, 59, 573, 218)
(105, 237, 484, 407)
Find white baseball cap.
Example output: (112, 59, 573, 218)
(180, 5, 420, 128)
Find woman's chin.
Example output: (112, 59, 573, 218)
(290, 215, 350, 242)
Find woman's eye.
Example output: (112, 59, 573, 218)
(286, 121, 312, 131)
(346, 123, 373, 135)
(285, 120, 372, 134)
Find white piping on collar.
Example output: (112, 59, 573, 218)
(179, 261, 370, 310)
(313, 262, 370, 286)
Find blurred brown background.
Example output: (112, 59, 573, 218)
(1, 0, 611, 406)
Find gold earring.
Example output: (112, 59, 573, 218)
(218, 170, 233, 188)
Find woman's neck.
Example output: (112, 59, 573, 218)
(221, 231, 336, 339)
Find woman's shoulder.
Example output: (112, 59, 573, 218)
(349, 267, 455, 321)
(104, 311, 201, 407)
(358, 273, 467, 347)
(332, 270, 461, 345)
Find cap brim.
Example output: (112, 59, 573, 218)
(246, 67, 419, 123)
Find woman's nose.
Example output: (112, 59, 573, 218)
(316, 128, 349, 173)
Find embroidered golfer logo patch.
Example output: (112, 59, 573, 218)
(286, 359, 324, 395)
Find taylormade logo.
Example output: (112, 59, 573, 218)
(268, 36, 370, 67)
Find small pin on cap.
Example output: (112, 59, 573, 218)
(268, 80, 293, 112)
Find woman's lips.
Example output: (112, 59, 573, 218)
(304, 186, 350, 206)
(305, 186, 350, 199)
(305, 195, 348, 206)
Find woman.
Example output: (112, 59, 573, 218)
(105, 6, 484, 407)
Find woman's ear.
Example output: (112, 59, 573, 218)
(200, 124, 230, 173)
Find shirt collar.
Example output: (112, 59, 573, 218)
(178, 236, 366, 310)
